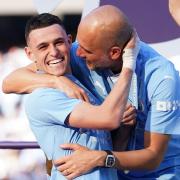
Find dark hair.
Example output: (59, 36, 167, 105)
(25, 13, 65, 44)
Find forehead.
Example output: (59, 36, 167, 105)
(28, 24, 66, 45)
(77, 31, 99, 53)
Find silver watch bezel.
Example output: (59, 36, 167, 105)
(105, 154, 116, 167)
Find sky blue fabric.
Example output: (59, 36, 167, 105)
(25, 75, 118, 180)
(70, 41, 180, 179)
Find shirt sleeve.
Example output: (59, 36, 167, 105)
(25, 88, 82, 126)
(145, 71, 180, 135)
(25, 88, 82, 160)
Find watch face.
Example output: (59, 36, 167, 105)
(106, 155, 115, 167)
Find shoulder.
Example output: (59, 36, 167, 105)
(138, 42, 178, 80)
(138, 42, 177, 73)
(25, 88, 68, 111)
(137, 43, 179, 97)
(27, 88, 66, 101)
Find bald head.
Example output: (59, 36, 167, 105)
(78, 5, 133, 49)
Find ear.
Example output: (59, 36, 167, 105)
(67, 34, 72, 46)
(24, 46, 36, 62)
(109, 46, 122, 60)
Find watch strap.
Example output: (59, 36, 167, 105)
(104, 150, 113, 155)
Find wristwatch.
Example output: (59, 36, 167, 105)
(104, 150, 116, 167)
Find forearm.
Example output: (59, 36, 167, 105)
(113, 149, 161, 170)
(69, 68, 133, 130)
(111, 125, 133, 151)
(2, 67, 56, 94)
(94, 148, 160, 171)
(100, 68, 133, 127)
(98, 132, 169, 170)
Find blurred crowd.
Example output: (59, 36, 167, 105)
(0, 47, 46, 180)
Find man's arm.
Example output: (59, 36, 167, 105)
(111, 103, 136, 151)
(54, 132, 169, 179)
(67, 68, 133, 130)
(66, 32, 139, 129)
(27, 66, 133, 130)
(2, 63, 89, 101)
(2, 63, 55, 94)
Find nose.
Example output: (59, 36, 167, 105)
(50, 45, 59, 57)
(76, 46, 85, 58)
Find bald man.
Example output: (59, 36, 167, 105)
(54, 5, 180, 180)
(3, 5, 180, 180)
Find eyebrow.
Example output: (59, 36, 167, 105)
(79, 44, 93, 54)
(36, 37, 66, 49)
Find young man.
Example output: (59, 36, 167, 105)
(18, 12, 137, 179)
(3, 5, 180, 180)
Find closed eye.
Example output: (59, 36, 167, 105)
(54, 38, 66, 46)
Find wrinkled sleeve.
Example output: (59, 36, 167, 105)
(24, 88, 82, 159)
(146, 75, 180, 135)
(25, 88, 82, 126)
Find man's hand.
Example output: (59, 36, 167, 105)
(122, 103, 136, 126)
(54, 144, 104, 180)
(122, 30, 140, 71)
(54, 76, 89, 102)
(111, 103, 136, 151)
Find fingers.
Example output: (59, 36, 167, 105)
(59, 165, 73, 177)
(123, 105, 136, 119)
(65, 172, 81, 180)
(125, 103, 133, 110)
(55, 155, 83, 180)
(124, 29, 139, 49)
(81, 91, 90, 103)
(63, 169, 78, 180)
(77, 89, 90, 103)
(54, 156, 67, 167)
(60, 143, 86, 150)
(122, 116, 136, 126)
(122, 104, 136, 125)
(67, 89, 90, 102)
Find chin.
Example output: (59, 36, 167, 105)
(48, 70, 65, 77)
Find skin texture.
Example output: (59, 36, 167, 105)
(169, 0, 180, 25)
(2, 64, 90, 101)
(25, 24, 72, 77)
(76, 5, 132, 72)
(54, 132, 169, 179)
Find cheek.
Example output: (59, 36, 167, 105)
(35, 53, 46, 67)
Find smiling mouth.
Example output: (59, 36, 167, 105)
(48, 58, 64, 66)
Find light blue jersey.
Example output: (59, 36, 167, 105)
(25, 74, 118, 180)
(70, 41, 180, 179)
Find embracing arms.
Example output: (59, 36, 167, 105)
(54, 132, 169, 179)
(68, 68, 133, 130)
(2, 63, 89, 101)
